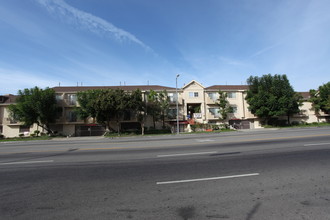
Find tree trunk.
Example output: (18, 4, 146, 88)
(265, 117, 270, 126)
(141, 122, 145, 136)
(38, 122, 53, 135)
(162, 115, 165, 128)
(117, 120, 120, 135)
(153, 115, 156, 129)
(105, 120, 111, 133)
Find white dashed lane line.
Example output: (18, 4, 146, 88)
(0, 160, 54, 165)
(156, 173, 260, 185)
(157, 151, 217, 158)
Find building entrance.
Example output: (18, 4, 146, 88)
(187, 103, 201, 120)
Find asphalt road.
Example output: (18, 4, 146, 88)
(0, 127, 330, 219)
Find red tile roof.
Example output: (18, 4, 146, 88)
(52, 85, 176, 93)
(0, 94, 17, 104)
(205, 85, 249, 90)
(298, 92, 310, 100)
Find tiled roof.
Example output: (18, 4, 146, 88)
(205, 85, 249, 90)
(52, 85, 176, 93)
(0, 94, 17, 104)
(298, 92, 310, 100)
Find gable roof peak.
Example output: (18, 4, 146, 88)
(182, 80, 205, 89)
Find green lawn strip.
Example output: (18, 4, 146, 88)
(0, 136, 52, 142)
(263, 122, 330, 129)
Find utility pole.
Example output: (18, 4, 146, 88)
(176, 74, 180, 134)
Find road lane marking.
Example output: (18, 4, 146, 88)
(157, 151, 217, 158)
(156, 173, 260, 185)
(195, 139, 215, 142)
(304, 143, 330, 146)
(0, 160, 54, 165)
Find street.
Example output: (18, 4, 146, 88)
(1, 127, 330, 219)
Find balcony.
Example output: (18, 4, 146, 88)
(63, 99, 77, 106)
(5, 117, 20, 125)
(206, 112, 220, 120)
(205, 96, 217, 104)
(169, 97, 183, 105)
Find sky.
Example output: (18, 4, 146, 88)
(1, 0, 330, 94)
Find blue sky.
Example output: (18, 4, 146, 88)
(1, 0, 330, 94)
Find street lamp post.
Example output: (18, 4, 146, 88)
(176, 74, 180, 134)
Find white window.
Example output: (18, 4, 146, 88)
(168, 93, 177, 102)
(227, 92, 236, 99)
(67, 94, 77, 105)
(208, 93, 218, 101)
(189, 92, 199, 98)
(19, 125, 30, 133)
(232, 106, 238, 113)
(56, 94, 63, 101)
(168, 109, 177, 119)
(208, 108, 220, 117)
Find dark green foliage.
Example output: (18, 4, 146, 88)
(8, 87, 57, 134)
(158, 90, 170, 128)
(310, 82, 330, 116)
(216, 90, 233, 121)
(245, 74, 302, 125)
(129, 89, 146, 135)
(76, 89, 101, 121)
(77, 89, 145, 134)
(77, 88, 170, 135)
(147, 90, 160, 128)
(77, 89, 131, 134)
(146, 90, 170, 128)
(144, 128, 171, 134)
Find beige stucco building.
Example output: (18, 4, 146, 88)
(0, 80, 328, 138)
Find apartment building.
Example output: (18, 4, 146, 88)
(182, 80, 256, 129)
(0, 95, 39, 137)
(0, 80, 327, 138)
(51, 85, 180, 137)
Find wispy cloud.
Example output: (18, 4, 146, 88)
(219, 56, 246, 66)
(250, 42, 283, 58)
(35, 0, 151, 50)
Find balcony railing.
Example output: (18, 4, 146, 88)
(205, 96, 218, 104)
(169, 97, 183, 105)
(63, 99, 77, 106)
(5, 118, 19, 124)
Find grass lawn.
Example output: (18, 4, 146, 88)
(0, 136, 52, 142)
(264, 122, 330, 129)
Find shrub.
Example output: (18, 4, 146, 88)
(144, 128, 171, 135)
(291, 121, 300, 126)
(34, 130, 40, 136)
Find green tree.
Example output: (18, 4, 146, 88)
(9, 87, 57, 134)
(129, 89, 146, 135)
(216, 90, 233, 123)
(77, 89, 135, 135)
(76, 89, 101, 123)
(310, 82, 330, 119)
(158, 90, 170, 128)
(94, 89, 130, 134)
(245, 74, 302, 125)
(147, 90, 161, 128)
